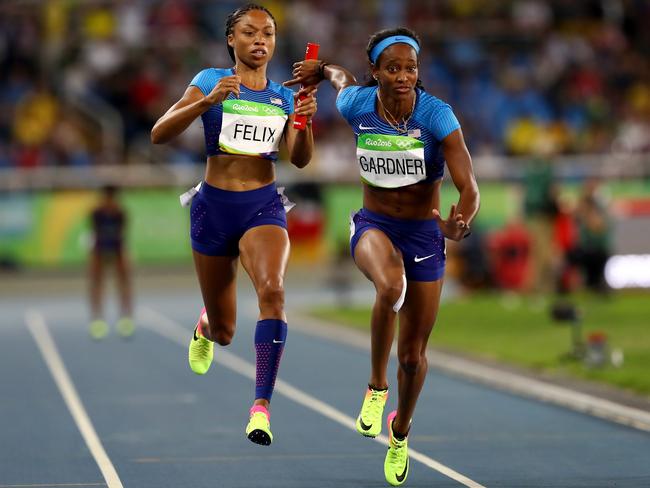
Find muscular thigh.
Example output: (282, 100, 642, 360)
(398, 279, 443, 350)
(239, 225, 290, 287)
(192, 250, 238, 322)
(353, 229, 405, 286)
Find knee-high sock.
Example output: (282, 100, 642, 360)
(254, 319, 287, 401)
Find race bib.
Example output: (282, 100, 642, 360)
(219, 100, 287, 157)
(356, 134, 426, 188)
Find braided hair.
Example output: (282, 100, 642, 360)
(225, 4, 277, 62)
(365, 27, 424, 90)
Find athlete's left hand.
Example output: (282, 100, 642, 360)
(284, 59, 322, 88)
(432, 204, 469, 241)
(293, 85, 318, 123)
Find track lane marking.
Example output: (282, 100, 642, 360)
(0, 484, 106, 487)
(293, 313, 650, 433)
(24, 311, 124, 488)
(138, 306, 485, 488)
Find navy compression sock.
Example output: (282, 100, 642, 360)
(254, 319, 287, 401)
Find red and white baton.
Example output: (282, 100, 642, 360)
(293, 42, 320, 130)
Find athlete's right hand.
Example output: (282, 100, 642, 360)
(205, 75, 241, 104)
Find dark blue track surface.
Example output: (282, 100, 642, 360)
(2, 284, 649, 488)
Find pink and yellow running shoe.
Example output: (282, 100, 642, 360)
(188, 308, 213, 375)
(384, 410, 410, 486)
(246, 405, 273, 446)
(356, 386, 388, 438)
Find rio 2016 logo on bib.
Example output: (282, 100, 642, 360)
(356, 134, 425, 188)
(219, 99, 288, 157)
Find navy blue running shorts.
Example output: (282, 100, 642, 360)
(349, 207, 445, 282)
(190, 181, 287, 256)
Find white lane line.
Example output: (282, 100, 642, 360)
(0, 484, 106, 487)
(293, 313, 650, 433)
(138, 306, 485, 488)
(24, 311, 124, 488)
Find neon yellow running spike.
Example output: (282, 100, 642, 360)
(89, 319, 109, 340)
(246, 406, 273, 446)
(384, 410, 409, 486)
(356, 386, 388, 438)
(188, 310, 213, 374)
(116, 317, 135, 338)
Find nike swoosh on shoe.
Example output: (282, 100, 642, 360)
(396, 459, 408, 482)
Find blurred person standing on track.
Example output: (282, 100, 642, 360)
(286, 28, 479, 485)
(151, 4, 317, 446)
(88, 184, 134, 339)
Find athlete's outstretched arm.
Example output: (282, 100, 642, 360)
(151, 75, 241, 144)
(284, 59, 357, 93)
(284, 85, 317, 168)
(433, 128, 480, 241)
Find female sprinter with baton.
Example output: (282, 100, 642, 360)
(151, 4, 317, 446)
(285, 28, 479, 484)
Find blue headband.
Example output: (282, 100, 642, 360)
(369, 35, 420, 64)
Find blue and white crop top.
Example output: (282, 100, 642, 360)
(190, 68, 295, 161)
(336, 85, 460, 188)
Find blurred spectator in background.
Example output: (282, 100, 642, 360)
(454, 227, 491, 290)
(567, 178, 612, 293)
(554, 192, 579, 294)
(522, 151, 560, 295)
(88, 185, 134, 340)
(488, 219, 531, 291)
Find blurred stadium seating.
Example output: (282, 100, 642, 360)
(0, 0, 648, 177)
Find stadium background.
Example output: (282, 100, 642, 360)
(0, 0, 647, 272)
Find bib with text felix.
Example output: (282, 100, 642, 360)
(219, 99, 287, 157)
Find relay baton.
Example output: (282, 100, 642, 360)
(293, 42, 320, 130)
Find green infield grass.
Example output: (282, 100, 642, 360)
(309, 291, 650, 395)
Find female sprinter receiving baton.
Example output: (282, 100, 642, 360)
(285, 28, 479, 484)
(151, 4, 317, 446)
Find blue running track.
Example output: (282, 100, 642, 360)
(1, 280, 649, 488)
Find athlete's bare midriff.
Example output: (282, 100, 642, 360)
(363, 178, 442, 220)
(205, 154, 276, 191)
